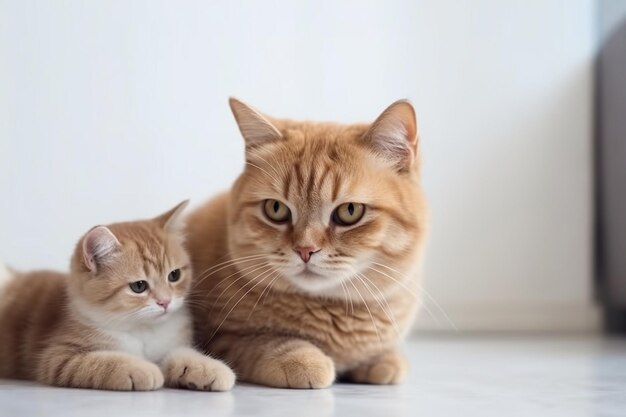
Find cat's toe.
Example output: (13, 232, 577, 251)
(346, 351, 407, 385)
(267, 346, 335, 389)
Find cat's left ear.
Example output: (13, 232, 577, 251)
(154, 200, 190, 234)
(362, 99, 418, 172)
(229, 97, 283, 150)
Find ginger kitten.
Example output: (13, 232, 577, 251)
(0, 201, 235, 391)
(187, 98, 427, 388)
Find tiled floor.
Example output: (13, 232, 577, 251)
(2, 336, 625, 417)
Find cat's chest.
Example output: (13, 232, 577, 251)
(108, 311, 191, 363)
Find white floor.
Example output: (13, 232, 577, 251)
(2, 336, 626, 417)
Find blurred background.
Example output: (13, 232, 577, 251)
(0, 0, 622, 334)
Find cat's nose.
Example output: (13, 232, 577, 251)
(156, 299, 171, 310)
(294, 246, 320, 263)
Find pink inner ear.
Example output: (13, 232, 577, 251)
(83, 249, 96, 272)
(82, 226, 120, 272)
(364, 101, 418, 171)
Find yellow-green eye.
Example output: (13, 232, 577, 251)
(333, 203, 365, 226)
(263, 199, 291, 223)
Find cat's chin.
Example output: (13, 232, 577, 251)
(283, 270, 345, 296)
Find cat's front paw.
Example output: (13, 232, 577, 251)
(259, 342, 335, 389)
(344, 350, 407, 385)
(164, 348, 235, 391)
(100, 358, 164, 391)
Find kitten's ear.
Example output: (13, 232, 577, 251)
(154, 199, 189, 233)
(362, 100, 418, 172)
(82, 226, 120, 272)
(229, 97, 282, 149)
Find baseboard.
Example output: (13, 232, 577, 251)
(412, 302, 602, 333)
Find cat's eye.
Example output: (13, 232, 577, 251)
(263, 199, 291, 223)
(168, 269, 181, 282)
(129, 280, 148, 293)
(332, 203, 365, 226)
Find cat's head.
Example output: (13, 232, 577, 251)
(227, 98, 427, 299)
(68, 201, 192, 325)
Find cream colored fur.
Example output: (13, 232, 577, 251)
(0, 203, 235, 392)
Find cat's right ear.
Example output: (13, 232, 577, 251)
(229, 97, 282, 149)
(362, 99, 418, 172)
(82, 226, 120, 272)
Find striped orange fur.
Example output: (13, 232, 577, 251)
(187, 98, 428, 388)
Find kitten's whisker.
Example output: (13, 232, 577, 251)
(92, 308, 147, 330)
(181, 300, 208, 309)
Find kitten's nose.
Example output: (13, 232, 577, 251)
(294, 246, 320, 263)
(157, 299, 171, 310)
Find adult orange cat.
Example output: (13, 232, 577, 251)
(187, 98, 427, 388)
(0, 202, 235, 391)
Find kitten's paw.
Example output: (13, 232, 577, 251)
(261, 343, 335, 389)
(101, 359, 164, 391)
(345, 351, 407, 385)
(179, 358, 236, 392)
(164, 348, 235, 391)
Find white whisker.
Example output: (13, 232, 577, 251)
(246, 161, 281, 186)
(347, 278, 383, 351)
(193, 254, 268, 288)
(247, 270, 281, 320)
(356, 272, 401, 335)
(208, 263, 272, 314)
(368, 262, 458, 331)
(208, 266, 277, 343)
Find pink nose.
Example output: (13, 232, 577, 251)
(294, 246, 320, 263)
(157, 299, 171, 310)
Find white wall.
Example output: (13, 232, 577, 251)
(0, 0, 597, 331)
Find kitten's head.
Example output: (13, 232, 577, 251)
(69, 201, 192, 324)
(227, 98, 427, 299)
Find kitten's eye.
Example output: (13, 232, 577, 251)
(332, 203, 365, 226)
(129, 280, 148, 294)
(263, 199, 291, 223)
(168, 269, 181, 282)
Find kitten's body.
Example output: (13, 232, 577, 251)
(0, 270, 189, 380)
(188, 99, 427, 388)
(0, 204, 235, 391)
